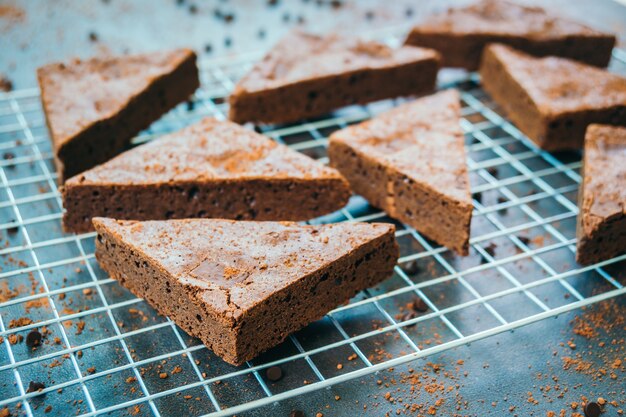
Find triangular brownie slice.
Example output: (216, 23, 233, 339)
(94, 217, 398, 364)
(480, 44, 626, 151)
(37, 49, 199, 182)
(62, 118, 351, 233)
(405, 0, 615, 70)
(329, 90, 472, 255)
(576, 125, 626, 265)
(229, 30, 440, 125)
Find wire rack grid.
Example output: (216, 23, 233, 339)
(0, 35, 625, 417)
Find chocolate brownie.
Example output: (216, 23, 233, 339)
(93, 217, 398, 365)
(480, 44, 626, 151)
(576, 125, 626, 265)
(228, 30, 440, 125)
(38, 49, 199, 183)
(62, 118, 350, 233)
(405, 0, 615, 70)
(329, 90, 472, 255)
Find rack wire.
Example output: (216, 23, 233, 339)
(0, 35, 625, 417)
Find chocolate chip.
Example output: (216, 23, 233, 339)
(411, 298, 429, 313)
(484, 243, 497, 257)
(330, 0, 342, 8)
(26, 330, 42, 348)
(27, 381, 46, 393)
(7, 222, 18, 235)
(487, 166, 499, 178)
(584, 402, 601, 417)
(401, 260, 421, 275)
(289, 410, 305, 417)
(265, 366, 283, 382)
(3, 152, 15, 169)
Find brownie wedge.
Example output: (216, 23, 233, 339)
(329, 90, 472, 255)
(38, 49, 199, 182)
(576, 125, 626, 265)
(94, 217, 398, 365)
(228, 30, 440, 125)
(480, 44, 626, 151)
(62, 118, 350, 233)
(405, 0, 615, 70)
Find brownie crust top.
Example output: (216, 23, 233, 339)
(580, 124, 626, 233)
(93, 218, 395, 318)
(66, 117, 345, 185)
(415, 0, 610, 39)
(233, 30, 439, 94)
(331, 89, 470, 204)
(37, 49, 196, 150)
(484, 44, 626, 117)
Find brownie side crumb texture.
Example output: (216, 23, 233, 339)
(329, 90, 472, 255)
(37, 49, 199, 183)
(228, 30, 440, 125)
(93, 218, 398, 365)
(576, 124, 626, 265)
(480, 44, 626, 151)
(405, 0, 616, 70)
(61, 118, 351, 233)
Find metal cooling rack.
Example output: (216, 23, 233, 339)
(1, 35, 625, 417)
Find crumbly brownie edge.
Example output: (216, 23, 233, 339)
(479, 46, 547, 147)
(406, 31, 615, 70)
(228, 57, 439, 125)
(576, 212, 626, 265)
(329, 139, 471, 255)
(62, 178, 351, 233)
(46, 53, 199, 183)
(94, 220, 241, 364)
(391, 171, 471, 255)
(232, 227, 398, 364)
(328, 139, 392, 213)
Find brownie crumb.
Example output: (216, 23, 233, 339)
(330, 0, 342, 8)
(365, 10, 375, 20)
(265, 365, 283, 382)
(0, 407, 11, 417)
(223, 13, 234, 23)
(0, 75, 13, 92)
(189, 4, 198, 14)
(517, 235, 530, 245)
(186, 100, 195, 111)
(204, 43, 213, 53)
(487, 166, 499, 178)
(481, 242, 497, 263)
(405, 7, 414, 17)
(44, 406, 52, 413)
(401, 260, 421, 275)
(25, 330, 42, 348)
(473, 191, 482, 203)
(267, 0, 279, 6)
(88, 32, 98, 42)
(411, 297, 429, 313)
(159, 372, 168, 379)
(27, 381, 46, 393)
(290, 410, 305, 417)
(497, 196, 508, 212)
